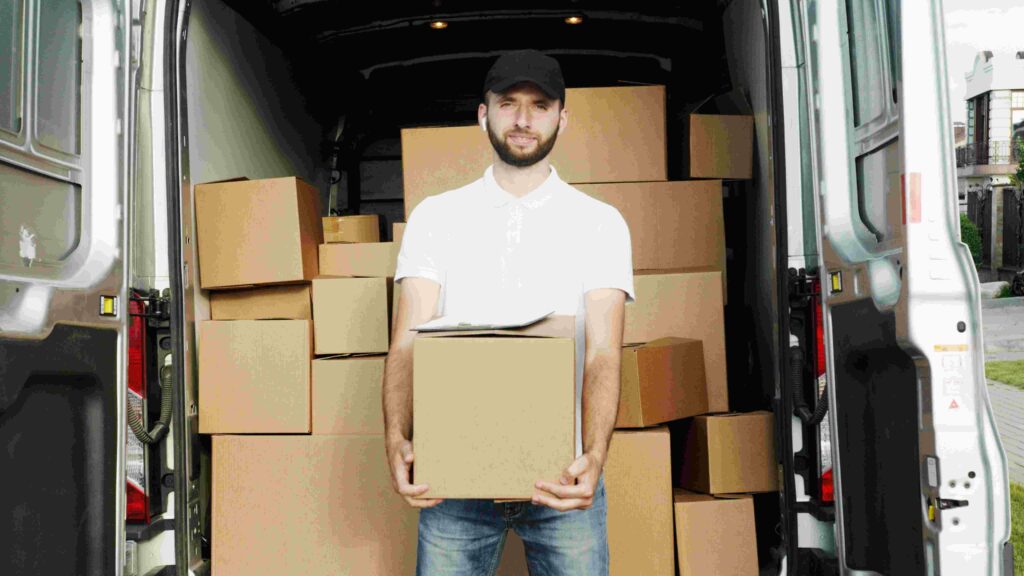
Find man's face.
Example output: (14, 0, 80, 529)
(483, 83, 564, 168)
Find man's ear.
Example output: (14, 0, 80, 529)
(478, 102, 488, 132)
(558, 105, 568, 135)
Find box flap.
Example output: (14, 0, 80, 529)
(416, 315, 574, 339)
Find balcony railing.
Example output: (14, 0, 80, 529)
(956, 139, 1022, 168)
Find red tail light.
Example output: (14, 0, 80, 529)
(821, 467, 835, 502)
(127, 298, 150, 523)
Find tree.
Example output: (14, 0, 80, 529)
(961, 212, 983, 265)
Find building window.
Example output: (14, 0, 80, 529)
(967, 98, 975, 145)
(1013, 91, 1024, 148)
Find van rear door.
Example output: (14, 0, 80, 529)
(0, 1, 130, 574)
(795, 0, 1013, 573)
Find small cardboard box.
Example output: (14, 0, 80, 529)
(195, 177, 322, 289)
(210, 284, 312, 320)
(688, 114, 754, 180)
(674, 490, 758, 576)
(312, 356, 386, 435)
(323, 214, 380, 243)
(413, 316, 576, 499)
(625, 269, 727, 413)
(402, 86, 667, 217)
(212, 435, 419, 576)
(576, 181, 725, 274)
(312, 277, 391, 355)
(616, 338, 708, 429)
(604, 427, 675, 576)
(319, 242, 398, 278)
(198, 320, 312, 434)
(678, 411, 778, 495)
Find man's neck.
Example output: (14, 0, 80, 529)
(492, 158, 552, 198)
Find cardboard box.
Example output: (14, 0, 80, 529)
(393, 222, 406, 247)
(413, 316, 576, 499)
(674, 489, 758, 576)
(576, 181, 725, 273)
(319, 242, 398, 278)
(195, 177, 322, 289)
(312, 356, 386, 435)
(312, 277, 391, 355)
(212, 435, 418, 576)
(323, 214, 380, 243)
(616, 338, 708, 429)
(198, 320, 312, 434)
(688, 114, 754, 180)
(604, 427, 675, 576)
(210, 284, 312, 320)
(678, 411, 778, 495)
(402, 86, 667, 217)
(625, 269, 727, 413)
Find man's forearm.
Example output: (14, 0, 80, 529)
(383, 344, 414, 444)
(581, 352, 620, 467)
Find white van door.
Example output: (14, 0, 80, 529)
(795, 0, 1013, 573)
(0, 1, 131, 574)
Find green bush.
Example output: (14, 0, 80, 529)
(961, 213, 983, 264)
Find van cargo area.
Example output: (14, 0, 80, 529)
(157, 0, 804, 572)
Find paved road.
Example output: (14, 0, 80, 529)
(983, 303, 1024, 483)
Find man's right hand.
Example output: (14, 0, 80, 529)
(387, 437, 443, 509)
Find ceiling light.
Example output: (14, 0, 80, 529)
(429, 20, 448, 30)
(565, 16, 584, 25)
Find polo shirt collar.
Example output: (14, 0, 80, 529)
(483, 165, 563, 209)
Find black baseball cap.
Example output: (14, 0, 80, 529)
(482, 50, 565, 104)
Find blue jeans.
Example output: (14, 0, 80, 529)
(416, 477, 609, 575)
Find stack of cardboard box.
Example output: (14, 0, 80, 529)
(195, 177, 417, 576)
(399, 85, 763, 574)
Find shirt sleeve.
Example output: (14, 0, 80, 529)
(583, 206, 635, 302)
(394, 197, 444, 286)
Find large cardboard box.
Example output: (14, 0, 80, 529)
(616, 338, 708, 429)
(625, 269, 727, 413)
(195, 177, 322, 289)
(688, 115, 754, 180)
(402, 86, 668, 217)
(413, 316, 576, 499)
(323, 214, 380, 243)
(678, 411, 778, 495)
(198, 320, 312, 434)
(210, 284, 312, 320)
(674, 489, 758, 576)
(576, 181, 725, 273)
(312, 356, 386, 435)
(212, 435, 418, 576)
(604, 427, 675, 576)
(319, 242, 398, 278)
(312, 277, 391, 355)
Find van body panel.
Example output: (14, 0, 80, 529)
(798, 0, 1012, 573)
(0, 0, 130, 574)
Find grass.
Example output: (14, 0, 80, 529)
(987, 361, 1024, 391)
(1013, 483, 1024, 574)
(998, 285, 1015, 299)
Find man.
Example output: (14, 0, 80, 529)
(383, 49, 634, 575)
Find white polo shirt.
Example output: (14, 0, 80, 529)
(396, 165, 635, 455)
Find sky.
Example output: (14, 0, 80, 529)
(942, 0, 1024, 123)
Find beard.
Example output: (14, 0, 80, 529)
(487, 122, 559, 168)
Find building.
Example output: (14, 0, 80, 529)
(956, 51, 1024, 278)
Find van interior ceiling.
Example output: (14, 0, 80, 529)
(182, 0, 803, 571)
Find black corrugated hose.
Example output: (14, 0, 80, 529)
(128, 362, 172, 444)
(791, 345, 829, 426)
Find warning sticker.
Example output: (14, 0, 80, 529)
(934, 344, 969, 353)
(949, 398, 960, 410)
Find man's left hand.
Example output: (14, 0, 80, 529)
(532, 452, 603, 511)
